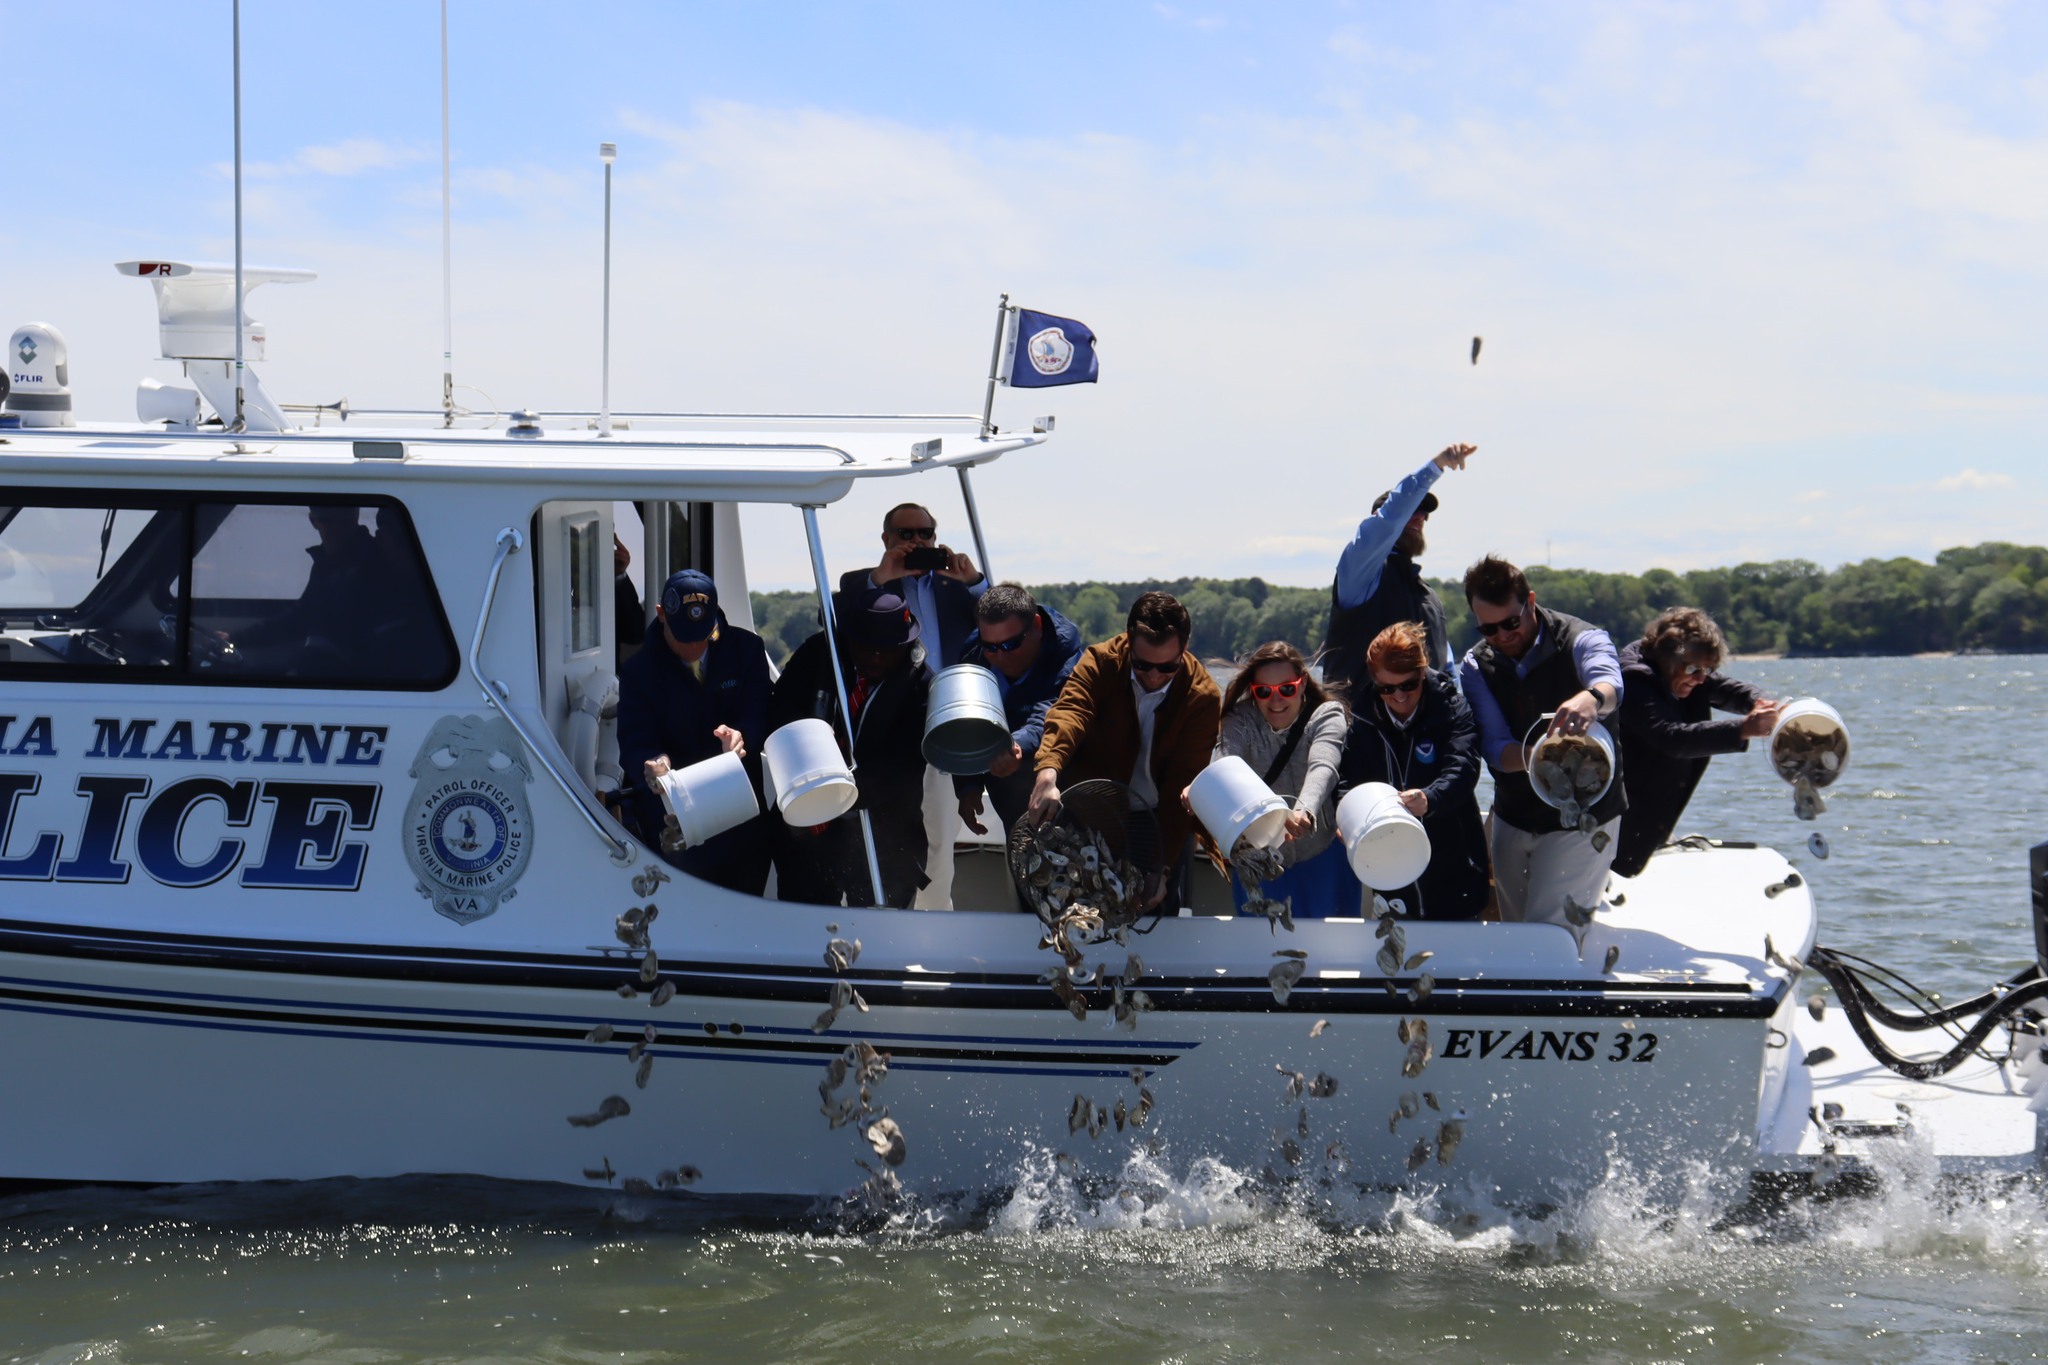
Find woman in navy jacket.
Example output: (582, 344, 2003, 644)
(1333, 621, 1491, 920)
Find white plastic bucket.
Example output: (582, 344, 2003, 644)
(1337, 782, 1432, 890)
(1189, 755, 1290, 855)
(1523, 718, 1617, 811)
(654, 749, 759, 847)
(922, 664, 1013, 775)
(1770, 697, 1850, 788)
(762, 718, 859, 826)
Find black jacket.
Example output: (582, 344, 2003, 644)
(1613, 639, 1764, 878)
(1334, 669, 1491, 920)
(768, 631, 932, 847)
(837, 566, 984, 671)
(615, 616, 773, 891)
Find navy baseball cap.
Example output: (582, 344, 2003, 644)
(841, 587, 920, 647)
(1372, 488, 1439, 517)
(661, 569, 720, 643)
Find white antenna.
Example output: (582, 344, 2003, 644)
(439, 0, 455, 427)
(230, 0, 246, 433)
(598, 141, 617, 438)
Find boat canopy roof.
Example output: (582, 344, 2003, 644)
(0, 416, 1047, 505)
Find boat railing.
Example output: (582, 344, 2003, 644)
(469, 525, 634, 864)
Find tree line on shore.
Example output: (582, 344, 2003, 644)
(748, 541, 2048, 667)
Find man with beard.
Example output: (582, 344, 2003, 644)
(1322, 443, 1477, 686)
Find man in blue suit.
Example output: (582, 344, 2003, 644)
(617, 569, 773, 895)
(839, 502, 988, 906)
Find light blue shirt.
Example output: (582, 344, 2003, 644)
(1334, 459, 1443, 609)
(867, 569, 988, 657)
(1459, 621, 1623, 768)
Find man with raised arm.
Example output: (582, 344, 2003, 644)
(1322, 443, 1477, 687)
(1457, 555, 1627, 927)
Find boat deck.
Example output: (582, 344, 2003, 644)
(1760, 1008, 2038, 1174)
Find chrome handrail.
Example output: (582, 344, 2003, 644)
(468, 526, 633, 863)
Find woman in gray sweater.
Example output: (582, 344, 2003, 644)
(1203, 640, 1359, 917)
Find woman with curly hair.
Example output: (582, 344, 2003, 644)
(1614, 606, 1779, 878)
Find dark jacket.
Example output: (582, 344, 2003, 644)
(768, 630, 933, 903)
(953, 605, 1085, 810)
(615, 616, 773, 892)
(1469, 605, 1627, 834)
(1613, 639, 1764, 878)
(837, 566, 983, 671)
(1036, 633, 1222, 862)
(1335, 668, 1490, 920)
(1323, 552, 1447, 686)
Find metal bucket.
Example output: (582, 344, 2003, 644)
(1523, 718, 1617, 811)
(762, 718, 859, 826)
(1189, 754, 1290, 855)
(654, 750, 759, 847)
(922, 664, 1013, 775)
(1337, 782, 1432, 890)
(1770, 697, 1850, 788)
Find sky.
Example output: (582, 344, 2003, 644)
(4, 1, 2045, 590)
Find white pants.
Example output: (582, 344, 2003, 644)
(913, 762, 960, 910)
(1490, 816, 1619, 928)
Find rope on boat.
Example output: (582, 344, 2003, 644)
(1806, 945, 2045, 1080)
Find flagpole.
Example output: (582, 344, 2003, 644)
(979, 292, 1010, 437)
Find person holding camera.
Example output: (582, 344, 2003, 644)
(839, 501, 989, 909)
(839, 502, 987, 664)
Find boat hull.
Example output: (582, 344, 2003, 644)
(0, 941, 1774, 1203)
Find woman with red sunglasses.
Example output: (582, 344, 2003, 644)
(1200, 640, 1359, 916)
(1333, 621, 1492, 919)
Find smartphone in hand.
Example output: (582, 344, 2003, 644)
(904, 546, 951, 572)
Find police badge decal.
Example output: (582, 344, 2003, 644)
(404, 715, 535, 925)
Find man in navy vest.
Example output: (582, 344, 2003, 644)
(1457, 555, 1626, 927)
(1322, 444, 1476, 688)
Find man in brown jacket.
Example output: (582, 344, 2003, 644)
(1029, 591, 1222, 909)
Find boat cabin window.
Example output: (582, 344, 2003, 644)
(566, 515, 603, 656)
(0, 491, 458, 689)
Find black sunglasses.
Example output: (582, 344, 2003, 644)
(1476, 612, 1524, 638)
(983, 631, 1030, 653)
(1375, 676, 1422, 696)
(1131, 658, 1179, 676)
(893, 525, 938, 541)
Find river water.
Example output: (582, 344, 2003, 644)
(4, 657, 2044, 1364)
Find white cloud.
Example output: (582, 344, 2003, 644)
(238, 138, 430, 179)
(1933, 468, 2017, 491)
(31, 7, 2048, 591)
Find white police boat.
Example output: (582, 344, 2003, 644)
(0, 266, 2039, 1208)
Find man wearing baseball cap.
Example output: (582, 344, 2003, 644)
(617, 568, 774, 894)
(1321, 443, 1477, 688)
(768, 585, 934, 908)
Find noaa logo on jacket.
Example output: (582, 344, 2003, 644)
(1415, 741, 1437, 764)
(1026, 326, 1075, 376)
(404, 714, 534, 925)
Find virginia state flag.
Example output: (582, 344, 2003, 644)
(1006, 308, 1100, 388)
